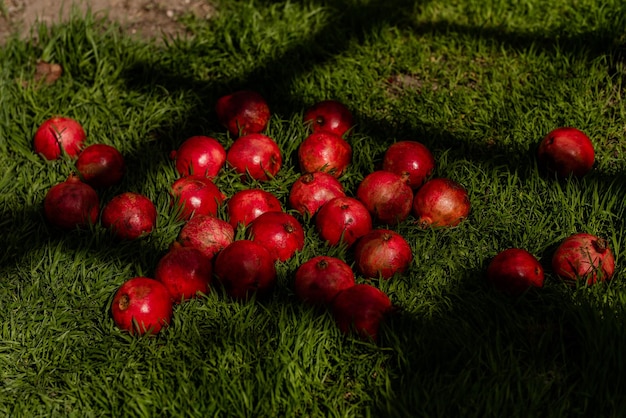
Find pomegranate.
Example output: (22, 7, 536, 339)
(247, 211, 305, 262)
(111, 276, 173, 336)
(486, 248, 545, 296)
(154, 242, 213, 302)
(43, 174, 99, 230)
(551, 233, 615, 285)
(170, 135, 226, 179)
(537, 127, 595, 178)
(297, 131, 352, 177)
(356, 170, 413, 225)
(331, 284, 392, 342)
(303, 99, 354, 137)
(177, 214, 234, 260)
(382, 141, 435, 190)
(213, 240, 277, 300)
(215, 90, 271, 137)
(354, 229, 413, 280)
(226, 133, 282, 181)
(288, 172, 346, 217)
(316, 196, 372, 247)
(294, 256, 355, 306)
(75, 143, 125, 189)
(412, 178, 470, 228)
(170, 175, 225, 220)
(33, 116, 86, 160)
(101, 192, 158, 240)
(226, 188, 283, 228)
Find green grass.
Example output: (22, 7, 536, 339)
(1, 0, 626, 416)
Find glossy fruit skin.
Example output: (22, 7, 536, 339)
(537, 127, 595, 178)
(486, 248, 544, 296)
(177, 214, 234, 260)
(111, 277, 173, 336)
(289, 172, 346, 217)
(294, 256, 355, 306)
(412, 178, 470, 228)
(354, 229, 413, 280)
(298, 131, 352, 178)
(170, 175, 225, 220)
(247, 211, 305, 262)
(101, 192, 158, 240)
(315, 196, 373, 247)
(303, 99, 354, 137)
(43, 174, 99, 230)
(382, 141, 435, 190)
(226, 133, 282, 181)
(216, 90, 270, 137)
(154, 242, 213, 302)
(33, 116, 86, 160)
(331, 284, 392, 342)
(356, 170, 413, 225)
(226, 188, 283, 228)
(551, 233, 615, 285)
(170, 135, 226, 179)
(75, 144, 125, 189)
(213, 240, 277, 300)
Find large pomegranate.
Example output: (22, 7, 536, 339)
(356, 170, 413, 225)
(382, 141, 435, 190)
(331, 284, 392, 342)
(226, 133, 282, 181)
(75, 143, 125, 189)
(353, 229, 413, 280)
(315, 196, 372, 247)
(537, 127, 595, 178)
(170, 175, 225, 220)
(170, 135, 226, 179)
(303, 99, 354, 137)
(297, 131, 352, 177)
(247, 211, 305, 262)
(289, 172, 346, 217)
(412, 177, 470, 228)
(43, 174, 99, 230)
(294, 256, 355, 306)
(33, 116, 86, 160)
(551, 233, 615, 285)
(215, 90, 271, 137)
(154, 242, 213, 302)
(101, 192, 158, 240)
(177, 214, 234, 260)
(486, 248, 544, 296)
(226, 188, 283, 228)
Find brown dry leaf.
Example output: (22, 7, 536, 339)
(34, 60, 63, 85)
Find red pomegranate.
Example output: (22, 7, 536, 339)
(551, 233, 615, 285)
(486, 248, 545, 296)
(315, 196, 373, 247)
(356, 170, 413, 225)
(170, 135, 226, 179)
(247, 211, 305, 262)
(215, 90, 271, 137)
(33, 116, 86, 160)
(101, 192, 158, 240)
(226, 133, 282, 181)
(537, 127, 595, 178)
(412, 178, 470, 228)
(43, 174, 99, 230)
(382, 141, 435, 190)
(294, 256, 355, 306)
(288, 172, 346, 217)
(354, 229, 413, 280)
(177, 214, 234, 260)
(297, 131, 352, 177)
(170, 175, 225, 220)
(75, 143, 125, 188)
(226, 188, 283, 228)
(154, 242, 213, 302)
(331, 284, 392, 342)
(303, 99, 354, 137)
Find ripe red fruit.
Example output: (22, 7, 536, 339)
(551, 233, 615, 285)
(33, 116, 86, 160)
(331, 284, 392, 342)
(226, 133, 282, 181)
(247, 211, 305, 262)
(154, 242, 213, 302)
(170, 175, 225, 220)
(356, 170, 413, 225)
(215, 90, 271, 137)
(101, 192, 158, 240)
(288, 172, 346, 217)
(412, 178, 470, 228)
(177, 214, 234, 260)
(354, 229, 413, 280)
(315, 196, 372, 247)
(294, 256, 355, 306)
(382, 141, 435, 190)
(297, 131, 352, 177)
(213, 240, 277, 300)
(170, 135, 226, 179)
(303, 99, 354, 137)
(75, 144, 125, 189)
(537, 127, 595, 178)
(111, 277, 173, 336)
(486, 248, 545, 296)
(43, 174, 99, 230)
(226, 188, 283, 228)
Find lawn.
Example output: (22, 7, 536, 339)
(1, 0, 626, 416)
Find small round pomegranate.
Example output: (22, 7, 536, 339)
(75, 143, 125, 189)
(303, 99, 354, 137)
(354, 229, 413, 280)
(247, 211, 305, 262)
(213, 240, 277, 300)
(177, 214, 234, 260)
(356, 170, 413, 225)
(170, 135, 226, 179)
(154, 242, 213, 302)
(33, 116, 86, 160)
(551, 233, 615, 285)
(486, 248, 545, 296)
(170, 175, 225, 220)
(43, 174, 99, 230)
(297, 131, 352, 178)
(288, 172, 346, 217)
(537, 127, 595, 178)
(382, 141, 435, 190)
(226, 188, 283, 228)
(294, 256, 355, 306)
(412, 178, 470, 228)
(316, 196, 372, 247)
(331, 284, 392, 342)
(226, 133, 282, 181)
(101, 192, 158, 240)
(215, 90, 271, 137)
(111, 276, 173, 336)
